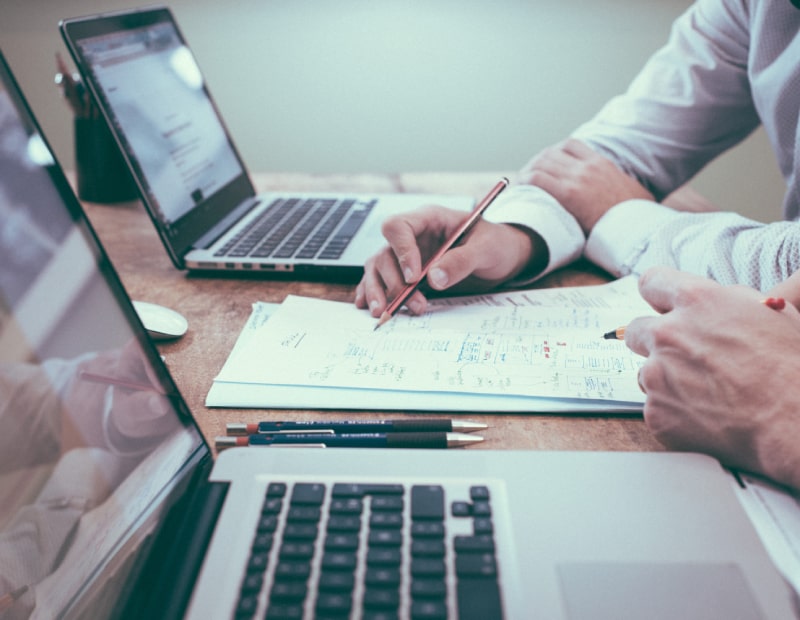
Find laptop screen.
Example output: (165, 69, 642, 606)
(72, 20, 243, 227)
(61, 7, 258, 266)
(0, 52, 205, 618)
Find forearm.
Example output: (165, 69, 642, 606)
(587, 201, 800, 290)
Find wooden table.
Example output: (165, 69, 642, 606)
(81, 172, 663, 455)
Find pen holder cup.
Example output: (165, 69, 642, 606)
(74, 116, 138, 204)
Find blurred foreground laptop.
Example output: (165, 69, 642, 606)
(58, 6, 472, 280)
(0, 51, 796, 620)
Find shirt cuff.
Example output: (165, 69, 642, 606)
(483, 185, 585, 285)
(585, 199, 679, 277)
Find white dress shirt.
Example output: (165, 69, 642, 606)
(487, 0, 800, 290)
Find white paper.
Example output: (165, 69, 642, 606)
(208, 277, 653, 411)
(735, 475, 800, 596)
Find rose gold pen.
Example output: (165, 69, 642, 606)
(374, 177, 510, 330)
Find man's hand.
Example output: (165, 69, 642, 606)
(355, 205, 546, 317)
(623, 267, 800, 490)
(520, 138, 654, 234)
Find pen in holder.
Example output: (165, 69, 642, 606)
(57, 52, 137, 204)
(74, 115, 138, 204)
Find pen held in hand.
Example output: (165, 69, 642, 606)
(374, 177, 510, 330)
(216, 432, 484, 449)
(601, 296, 788, 340)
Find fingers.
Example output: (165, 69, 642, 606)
(380, 214, 428, 284)
(560, 138, 597, 159)
(356, 247, 428, 317)
(356, 206, 460, 317)
(636, 266, 715, 314)
(621, 315, 659, 357)
(765, 270, 800, 311)
(355, 206, 540, 316)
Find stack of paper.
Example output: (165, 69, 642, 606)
(207, 277, 655, 413)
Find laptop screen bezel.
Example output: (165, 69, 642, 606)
(0, 46, 216, 615)
(59, 5, 257, 269)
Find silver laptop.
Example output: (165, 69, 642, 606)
(0, 50, 795, 619)
(59, 6, 473, 280)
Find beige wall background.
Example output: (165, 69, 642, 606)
(1, 0, 785, 222)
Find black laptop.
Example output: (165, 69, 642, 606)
(0, 49, 795, 620)
(59, 6, 473, 279)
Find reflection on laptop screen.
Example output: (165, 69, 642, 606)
(76, 21, 243, 228)
(0, 56, 203, 618)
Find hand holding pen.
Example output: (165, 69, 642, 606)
(602, 296, 788, 341)
(374, 178, 509, 329)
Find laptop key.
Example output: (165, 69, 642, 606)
(283, 523, 318, 540)
(410, 599, 447, 619)
(235, 594, 259, 618)
(370, 512, 403, 529)
(329, 498, 363, 514)
(318, 571, 355, 592)
(411, 522, 445, 538)
(265, 602, 304, 620)
(273, 562, 311, 580)
(325, 532, 360, 551)
(455, 553, 497, 577)
(286, 506, 321, 522)
(327, 515, 362, 532)
(411, 486, 445, 521)
(363, 587, 401, 609)
(321, 551, 358, 571)
(363, 612, 399, 620)
(469, 485, 490, 501)
(411, 539, 446, 557)
(267, 482, 287, 497)
(365, 567, 402, 587)
(453, 535, 494, 553)
(411, 558, 446, 578)
(367, 548, 402, 566)
(315, 591, 353, 616)
(368, 530, 402, 547)
(332, 483, 404, 497)
(456, 576, 503, 620)
(269, 581, 307, 602)
(279, 542, 315, 561)
(410, 579, 447, 599)
(290, 482, 326, 506)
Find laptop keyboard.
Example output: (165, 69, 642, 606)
(214, 197, 376, 261)
(235, 481, 504, 619)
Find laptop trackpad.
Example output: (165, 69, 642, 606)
(558, 563, 764, 620)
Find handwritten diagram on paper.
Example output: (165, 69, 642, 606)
(215, 278, 653, 404)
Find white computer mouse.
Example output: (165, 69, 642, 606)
(132, 300, 188, 341)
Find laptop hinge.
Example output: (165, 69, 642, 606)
(117, 456, 229, 620)
(193, 197, 260, 250)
